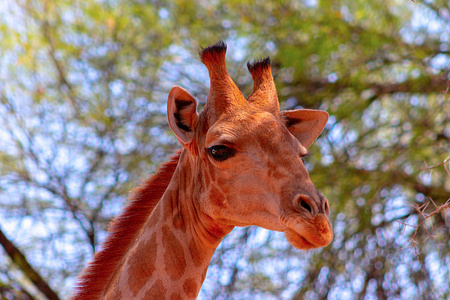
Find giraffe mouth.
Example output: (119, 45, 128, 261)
(284, 228, 321, 250)
(282, 214, 333, 250)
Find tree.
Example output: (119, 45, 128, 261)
(0, 0, 448, 299)
(0, 0, 178, 297)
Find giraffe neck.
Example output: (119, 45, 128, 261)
(102, 151, 233, 299)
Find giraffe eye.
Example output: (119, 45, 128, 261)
(208, 145, 234, 161)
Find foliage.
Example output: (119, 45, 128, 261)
(0, 0, 449, 299)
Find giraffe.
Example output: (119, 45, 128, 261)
(73, 41, 333, 299)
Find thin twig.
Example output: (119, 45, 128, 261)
(397, 157, 450, 260)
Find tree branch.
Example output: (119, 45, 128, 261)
(0, 226, 60, 300)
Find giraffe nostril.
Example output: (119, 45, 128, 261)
(300, 200, 313, 214)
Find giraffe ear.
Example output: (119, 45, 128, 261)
(167, 86, 199, 145)
(281, 109, 329, 148)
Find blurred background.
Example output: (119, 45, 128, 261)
(0, 0, 449, 299)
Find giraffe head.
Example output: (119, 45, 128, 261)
(167, 41, 332, 250)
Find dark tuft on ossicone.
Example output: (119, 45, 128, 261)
(247, 56, 271, 73)
(199, 41, 227, 61)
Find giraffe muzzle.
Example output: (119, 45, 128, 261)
(280, 194, 333, 250)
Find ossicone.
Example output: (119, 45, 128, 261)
(199, 41, 246, 116)
(247, 56, 279, 115)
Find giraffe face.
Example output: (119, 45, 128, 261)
(167, 42, 333, 250)
(195, 109, 333, 250)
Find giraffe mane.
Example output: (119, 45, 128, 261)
(72, 151, 181, 299)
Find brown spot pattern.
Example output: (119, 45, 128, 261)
(183, 278, 198, 298)
(189, 240, 204, 267)
(163, 190, 176, 218)
(127, 233, 158, 295)
(144, 279, 167, 298)
(162, 225, 186, 280)
(173, 213, 185, 230)
(170, 293, 184, 300)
